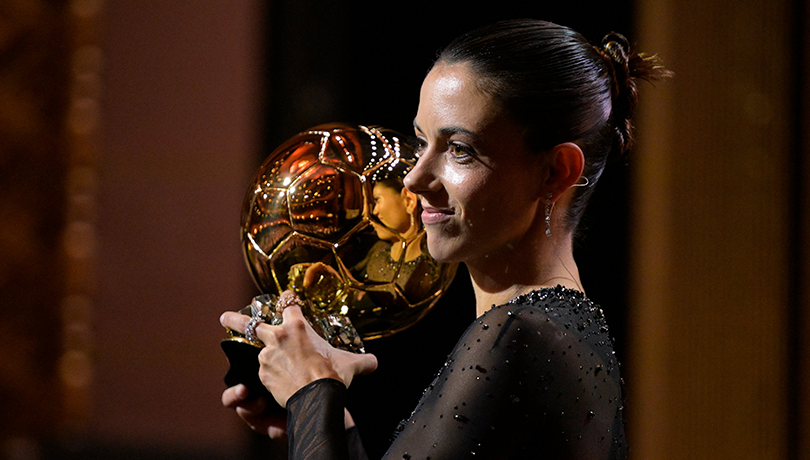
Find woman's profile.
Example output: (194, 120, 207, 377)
(220, 19, 670, 459)
(355, 177, 438, 302)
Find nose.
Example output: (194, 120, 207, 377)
(404, 149, 439, 195)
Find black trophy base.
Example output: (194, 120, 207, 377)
(220, 339, 285, 416)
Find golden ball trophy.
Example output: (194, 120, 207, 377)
(221, 123, 456, 400)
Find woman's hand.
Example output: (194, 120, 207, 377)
(219, 291, 378, 408)
(221, 384, 287, 439)
(222, 383, 360, 439)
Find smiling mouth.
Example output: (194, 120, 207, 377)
(421, 206, 454, 225)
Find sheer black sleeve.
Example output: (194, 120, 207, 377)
(286, 379, 351, 460)
(285, 287, 626, 460)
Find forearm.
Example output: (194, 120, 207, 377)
(286, 378, 351, 460)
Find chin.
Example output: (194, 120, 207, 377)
(425, 238, 465, 264)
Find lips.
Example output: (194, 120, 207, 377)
(421, 205, 454, 225)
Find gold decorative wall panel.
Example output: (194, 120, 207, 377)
(630, 0, 802, 458)
(0, 0, 70, 445)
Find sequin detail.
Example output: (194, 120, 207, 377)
(384, 285, 627, 459)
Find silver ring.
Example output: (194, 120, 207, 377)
(245, 316, 264, 344)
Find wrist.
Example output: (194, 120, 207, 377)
(286, 378, 346, 409)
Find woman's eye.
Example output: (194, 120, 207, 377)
(449, 143, 475, 158)
(413, 138, 427, 155)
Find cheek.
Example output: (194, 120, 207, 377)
(459, 173, 525, 229)
(443, 165, 469, 189)
(451, 176, 490, 220)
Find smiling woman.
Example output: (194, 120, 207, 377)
(408, 61, 555, 294)
(220, 19, 670, 460)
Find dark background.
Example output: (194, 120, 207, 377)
(4, 0, 806, 458)
(260, 2, 632, 458)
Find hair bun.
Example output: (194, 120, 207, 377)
(598, 32, 672, 160)
(598, 33, 634, 158)
(601, 33, 630, 67)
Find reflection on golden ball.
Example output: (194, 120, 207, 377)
(241, 123, 456, 340)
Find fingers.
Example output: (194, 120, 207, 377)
(220, 291, 302, 333)
(276, 290, 305, 311)
(222, 291, 375, 410)
(233, 397, 268, 419)
(222, 385, 269, 419)
(303, 264, 323, 287)
(249, 303, 307, 346)
(220, 311, 251, 333)
(280, 298, 307, 322)
(338, 352, 377, 389)
(220, 291, 304, 341)
(302, 263, 339, 287)
(222, 385, 288, 439)
(222, 384, 249, 408)
(344, 408, 356, 429)
(354, 352, 378, 375)
(267, 425, 287, 440)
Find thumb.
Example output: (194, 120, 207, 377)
(354, 352, 378, 375)
(339, 352, 378, 389)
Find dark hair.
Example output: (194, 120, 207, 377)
(436, 19, 671, 232)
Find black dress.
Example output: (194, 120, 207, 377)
(285, 286, 627, 460)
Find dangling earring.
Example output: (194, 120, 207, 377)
(545, 192, 553, 238)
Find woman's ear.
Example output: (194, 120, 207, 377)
(401, 188, 418, 214)
(545, 142, 585, 195)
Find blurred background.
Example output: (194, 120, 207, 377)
(0, 0, 807, 459)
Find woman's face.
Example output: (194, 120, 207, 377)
(404, 62, 547, 265)
(372, 183, 411, 237)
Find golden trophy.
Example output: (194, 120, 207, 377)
(221, 123, 456, 399)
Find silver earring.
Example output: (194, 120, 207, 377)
(545, 192, 553, 238)
(571, 176, 590, 187)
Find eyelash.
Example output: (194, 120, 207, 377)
(412, 137, 476, 161)
(413, 137, 427, 155)
(449, 142, 475, 158)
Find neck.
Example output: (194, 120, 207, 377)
(466, 232, 582, 317)
(390, 232, 424, 262)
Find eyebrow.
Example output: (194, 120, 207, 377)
(413, 120, 483, 144)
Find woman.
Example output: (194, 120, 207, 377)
(363, 178, 425, 281)
(221, 19, 669, 459)
(370, 178, 420, 249)
(360, 178, 439, 302)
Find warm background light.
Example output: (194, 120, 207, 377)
(1, 1, 807, 459)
